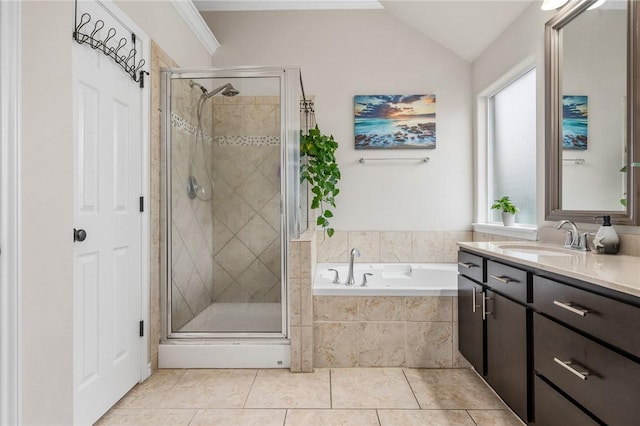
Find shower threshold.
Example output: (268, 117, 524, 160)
(159, 302, 290, 369)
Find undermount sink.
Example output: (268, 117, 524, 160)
(496, 244, 578, 257)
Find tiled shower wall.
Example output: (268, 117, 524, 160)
(210, 96, 282, 303)
(169, 80, 215, 330)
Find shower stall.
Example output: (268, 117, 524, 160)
(159, 67, 301, 368)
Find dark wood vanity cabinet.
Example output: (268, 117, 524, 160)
(458, 248, 640, 425)
(485, 289, 529, 421)
(458, 275, 485, 374)
(457, 251, 485, 374)
(534, 313, 640, 425)
(533, 276, 640, 425)
(458, 251, 530, 422)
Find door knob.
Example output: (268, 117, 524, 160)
(73, 228, 87, 242)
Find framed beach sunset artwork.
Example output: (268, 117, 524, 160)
(354, 94, 436, 149)
(562, 95, 588, 150)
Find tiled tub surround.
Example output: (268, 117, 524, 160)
(305, 230, 476, 370)
(288, 230, 316, 372)
(316, 230, 473, 263)
(313, 295, 470, 369)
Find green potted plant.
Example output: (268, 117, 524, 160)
(491, 196, 518, 226)
(301, 125, 341, 237)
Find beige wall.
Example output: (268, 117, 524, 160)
(21, 2, 75, 424)
(203, 10, 473, 232)
(19, 1, 212, 423)
(115, 0, 213, 68)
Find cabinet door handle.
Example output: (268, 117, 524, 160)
(553, 300, 589, 317)
(553, 357, 590, 380)
(472, 286, 476, 313)
(458, 262, 478, 269)
(482, 294, 492, 320)
(490, 275, 514, 284)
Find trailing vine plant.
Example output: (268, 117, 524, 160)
(301, 125, 341, 237)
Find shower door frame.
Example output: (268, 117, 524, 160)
(160, 67, 300, 343)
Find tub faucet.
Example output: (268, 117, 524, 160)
(554, 220, 579, 248)
(346, 248, 360, 285)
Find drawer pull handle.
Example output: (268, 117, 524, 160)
(553, 357, 590, 380)
(553, 300, 589, 317)
(458, 262, 478, 269)
(490, 275, 515, 284)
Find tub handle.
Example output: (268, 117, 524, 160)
(361, 273, 373, 286)
(327, 269, 340, 284)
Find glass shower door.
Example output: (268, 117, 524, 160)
(162, 69, 298, 339)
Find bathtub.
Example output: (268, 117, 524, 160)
(313, 263, 458, 296)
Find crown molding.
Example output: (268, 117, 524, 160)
(194, 0, 383, 12)
(170, 0, 220, 56)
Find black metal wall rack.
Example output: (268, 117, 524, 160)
(72, 2, 148, 88)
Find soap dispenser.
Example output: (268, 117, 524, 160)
(593, 215, 620, 254)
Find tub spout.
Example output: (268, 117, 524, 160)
(346, 248, 361, 285)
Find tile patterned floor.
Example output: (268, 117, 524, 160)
(97, 368, 523, 425)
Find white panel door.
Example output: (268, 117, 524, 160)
(72, 2, 144, 424)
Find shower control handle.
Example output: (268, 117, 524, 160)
(73, 228, 87, 242)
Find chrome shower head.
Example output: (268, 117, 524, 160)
(221, 85, 240, 97)
(203, 83, 239, 99)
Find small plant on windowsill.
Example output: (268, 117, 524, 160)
(301, 125, 341, 237)
(491, 196, 519, 226)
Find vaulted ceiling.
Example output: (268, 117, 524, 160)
(194, 0, 536, 62)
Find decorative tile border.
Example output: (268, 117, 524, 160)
(214, 135, 280, 147)
(171, 112, 213, 145)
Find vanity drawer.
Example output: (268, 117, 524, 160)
(533, 276, 640, 358)
(534, 375, 598, 426)
(534, 313, 640, 426)
(458, 251, 484, 283)
(487, 260, 528, 303)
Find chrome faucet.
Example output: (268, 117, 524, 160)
(346, 248, 360, 285)
(554, 220, 586, 249)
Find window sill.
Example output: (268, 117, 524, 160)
(472, 223, 538, 241)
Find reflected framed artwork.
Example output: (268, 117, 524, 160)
(354, 94, 436, 149)
(562, 95, 588, 150)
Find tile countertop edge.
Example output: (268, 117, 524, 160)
(457, 241, 640, 299)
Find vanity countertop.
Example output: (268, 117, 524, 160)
(458, 241, 640, 299)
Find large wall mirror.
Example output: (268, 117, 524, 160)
(545, 0, 640, 225)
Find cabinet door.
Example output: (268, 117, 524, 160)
(458, 275, 484, 374)
(486, 290, 529, 422)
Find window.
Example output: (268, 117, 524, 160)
(487, 68, 537, 225)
